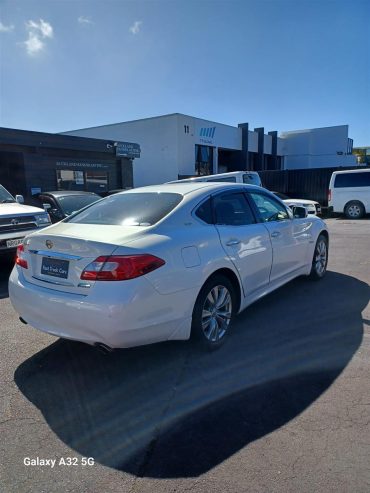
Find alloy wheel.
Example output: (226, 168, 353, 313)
(201, 285, 232, 342)
(315, 239, 327, 276)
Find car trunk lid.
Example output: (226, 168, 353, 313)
(21, 223, 150, 295)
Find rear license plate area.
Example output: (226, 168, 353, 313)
(41, 257, 69, 279)
(6, 238, 23, 248)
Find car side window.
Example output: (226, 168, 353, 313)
(248, 192, 289, 222)
(213, 192, 255, 226)
(195, 198, 213, 224)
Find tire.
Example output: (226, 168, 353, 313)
(191, 274, 236, 350)
(309, 234, 328, 280)
(344, 201, 365, 219)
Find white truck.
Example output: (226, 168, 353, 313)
(0, 184, 51, 254)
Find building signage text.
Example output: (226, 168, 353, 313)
(56, 161, 110, 169)
(116, 142, 141, 158)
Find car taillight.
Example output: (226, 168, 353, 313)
(80, 254, 165, 281)
(15, 244, 28, 269)
(328, 189, 331, 201)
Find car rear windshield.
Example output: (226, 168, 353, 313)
(66, 192, 183, 226)
(58, 195, 100, 215)
(334, 172, 370, 188)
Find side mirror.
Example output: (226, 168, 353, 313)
(50, 208, 64, 220)
(292, 206, 307, 218)
(43, 203, 51, 211)
(15, 195, 24, 204)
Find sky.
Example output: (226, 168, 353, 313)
(0, 0, 369, 146)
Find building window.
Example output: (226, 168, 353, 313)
(57, 170, 85, 191)
(195, 145, 213, 175)
(85, 171, 108, 193)
(57, 170, 108, 193)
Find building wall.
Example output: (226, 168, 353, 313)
(176, 114, 243, 175)
(0, 128, 126, 200)
(276, 137, 285, 156)
(65, 114, 246, 183)
(176, 114, 197, 176)
(248, 131, 258, 152)
(64, 115, 180, 187)
(263, 133, 272, 154)
(22, 151, 118, 196)
(280, 125, 357, 169)
(64, 116, 356, 183)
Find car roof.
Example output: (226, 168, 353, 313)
(332, 169, 370, 175)
(121, 181, 263, 196)
(40, 191, 100, 197)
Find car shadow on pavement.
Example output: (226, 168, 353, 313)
(0, 256, 14, 299)
(14, 272, 368, 478)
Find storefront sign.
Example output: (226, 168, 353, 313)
(56, 161, 110, 169)
(116, 142, 141, 158)
(199, 127, 216, 145)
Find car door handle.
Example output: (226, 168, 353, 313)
(270, 231, 281, 238)
(226, 239, 241, 246)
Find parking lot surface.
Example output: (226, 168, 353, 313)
(1, 218, 369, 493)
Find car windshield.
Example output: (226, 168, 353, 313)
(57, 194, 101, 215)
(66, 192, 183, 226)
(0, 185, 16, 203)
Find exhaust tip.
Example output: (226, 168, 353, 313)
(94, 342, 114, 354)
(19, 317, 28, 325)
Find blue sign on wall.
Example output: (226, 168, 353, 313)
(200, 127, 216, 138)
(116, 142, 141, 158)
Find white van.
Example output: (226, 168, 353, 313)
(172, 171, 262, 187)
(328, 169, 370, 219)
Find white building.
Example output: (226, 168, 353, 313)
(280, 125, 356, 169)
(63, 114, 356, 188)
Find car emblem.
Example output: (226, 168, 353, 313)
(46, 240, 53, 249)
(11, 218, 19, 225)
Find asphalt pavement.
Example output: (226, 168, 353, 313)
(0, 218, 369, 493)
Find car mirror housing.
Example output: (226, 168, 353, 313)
(292, 206, 307, 218)
(15, 194, 24, 204)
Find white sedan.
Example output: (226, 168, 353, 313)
(9, 183, 329, 350)
(272, 192, 322, 216)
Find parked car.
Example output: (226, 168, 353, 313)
(272, 192, 322, 216)
(328, 169, 370, 219)
(170, 171, 262, 187)
(0, 184, 51, 255)
(9, 182, 329, 351)
(35, 191, 101, 223)
(99, 188, 133, 198)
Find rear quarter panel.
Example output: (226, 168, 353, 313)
(115, 224, 242, 298)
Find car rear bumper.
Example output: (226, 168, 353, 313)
(9, 266, 193, 348)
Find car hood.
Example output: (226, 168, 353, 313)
(0, 202, 46, 216)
